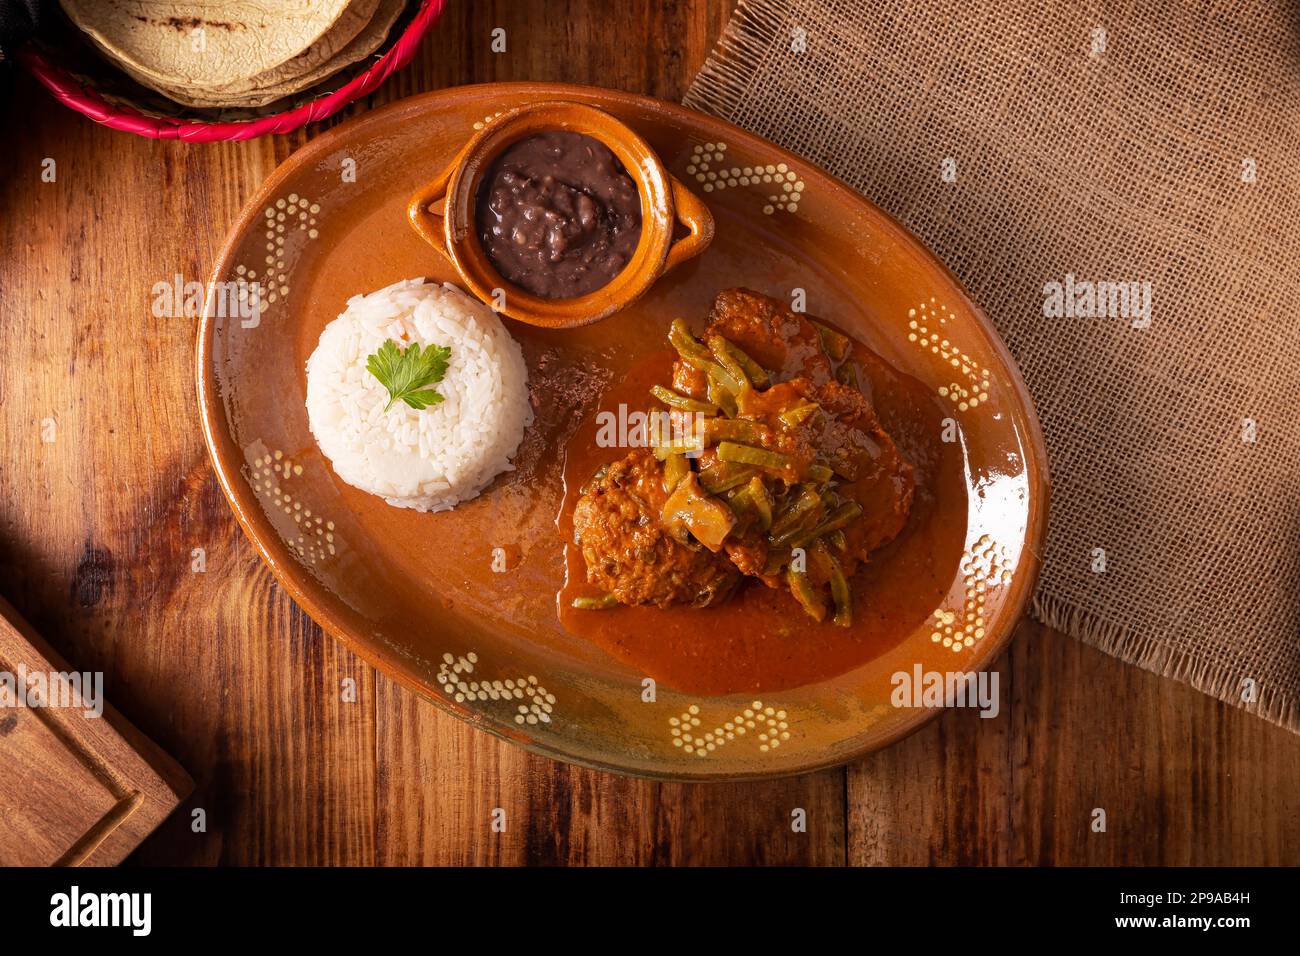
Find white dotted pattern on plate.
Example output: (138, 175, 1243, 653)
(473, 111, 506, 130)
(907, 299, 991, 413)
(242, 444, 337, 567)
(686, 142, 804, 215)
(929, 534, 1013, 653)
(437, 652, 556, 726)
(670, 701, 791, 757)
(236, 193, 321, 315)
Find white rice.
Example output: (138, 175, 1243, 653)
(305, 278, 532, 512)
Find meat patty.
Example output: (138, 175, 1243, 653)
(572, 449, 740, 608)
(706, 288, 835, 385)
(574, 288, 916, 615)
(810, 379, 914, 570)
(702, 289, 915, 573)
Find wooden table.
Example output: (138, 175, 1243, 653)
(1, 0, 1296, 866)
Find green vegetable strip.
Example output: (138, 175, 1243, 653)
(650, 385, 716, 414)
(770, 487, 822, 538)
(716, 441, 796, 473)
(706, 418, 760, 444)
(811, 320, 851, 361)
(669, 319, 712, 364)
(572, 594, 620, 610)
(828, 560, 851, 627)
(670, 325, 742, 396)
(707, 336, 752, 391)
(707, 361, 748, 400)
(707, 370, 739, 418)
(785, 567, 827, 622)
(829, 457, 858, 480)
(661, 452, 689, 494)
(654, 323, 868, 615)
(815, 541, 852, 627)
(727, 486, 755, 520)
(779, 403, 819, 427)
(670, 322, 769, 391)
(771, 513, 822, 549)
(791, 501, 864, 550)
(652, 440, 704, 460)
(763, 549, 792, 576)
(722, 340, 770, 388)
(698, 463, 758, 494)
(770, 498, 827, 548)
(747, 477, 773, 531)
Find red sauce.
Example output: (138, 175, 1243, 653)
(557, 332, 968, 695)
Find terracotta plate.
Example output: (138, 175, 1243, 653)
(197, 83, 1049, 780)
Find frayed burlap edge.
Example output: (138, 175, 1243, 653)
(682, 0, 783, 116)
(686, 0, 1300, 737)
(1032, 593, 1298, 734)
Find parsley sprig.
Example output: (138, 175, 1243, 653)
(366, 338, 451, 412)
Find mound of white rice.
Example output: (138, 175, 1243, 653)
(305, 279, 533, 512)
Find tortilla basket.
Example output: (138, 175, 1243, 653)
(18, 0, 447, 142)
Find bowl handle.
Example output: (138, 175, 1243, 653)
(407, 164, 456, 261)
(662, 176, 715, 274)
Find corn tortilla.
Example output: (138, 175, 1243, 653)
(59, 0, 354, 91)
(143, 0, 403, 109)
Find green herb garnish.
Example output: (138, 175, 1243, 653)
(366, 338, 451, 412)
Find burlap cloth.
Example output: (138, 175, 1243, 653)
(685, 0, 1300, 731)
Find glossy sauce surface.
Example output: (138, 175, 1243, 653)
(207, 84, 1045, 778)
(475, 131, 642, 298)
(558, 329, 969, 695)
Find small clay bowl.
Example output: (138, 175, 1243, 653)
(407, 100, 714, 328)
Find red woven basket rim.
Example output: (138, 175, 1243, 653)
(18, 0, 447, 142)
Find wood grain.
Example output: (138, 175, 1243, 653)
(0, 0, 1295, 866)
(0, 596, 191, 865)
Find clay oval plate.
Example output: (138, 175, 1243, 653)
(197, 82, 1048, 781)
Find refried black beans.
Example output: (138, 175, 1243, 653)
(475, 131, 642, 299)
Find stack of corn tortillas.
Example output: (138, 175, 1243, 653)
(59, 0, 408, 109)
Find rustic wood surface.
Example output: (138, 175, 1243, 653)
(0, 596, 191, 866)
(0, 0, 1295, 866)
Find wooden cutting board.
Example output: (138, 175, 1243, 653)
(0, 595, 192, 866)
